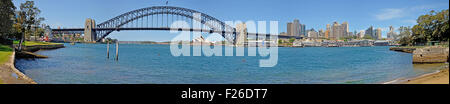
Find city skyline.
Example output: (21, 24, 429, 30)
(12, 0, 449, 41)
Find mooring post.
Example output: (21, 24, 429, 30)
(115, 42, 119, 61)
(107, 42, 110, 59)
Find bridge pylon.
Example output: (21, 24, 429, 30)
(235, 23, 248, 47)
(84, 18, 97, 42)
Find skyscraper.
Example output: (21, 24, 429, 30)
(287, 23, 293, 36)
(365, 26, 374, 39)
(342, 22, 349, 38)
(325, 24, 330, 39)
(331, 22, 340, 39)
(287, 19, 304, 36)
(293, 19, 301, 37)
(376, 28, 382, 40)
(328, 21, 349, 39)
(301, 24, 306, 37)
(387, 26, 396, 40)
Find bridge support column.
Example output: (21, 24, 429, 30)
(84, 18, 97, 42)
(235, 23, 247, 47)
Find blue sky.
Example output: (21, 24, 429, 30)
(13, 0, 449, 41)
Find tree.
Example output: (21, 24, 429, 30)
(0, 0, 16, 39)
(278, 39, 282, 44)
(363, 35, 374, 40)
(398, 26, 413, 46)
(15, 1, 45, 51)
(289, 38, 295, 43)
(412, 9, 449, 44)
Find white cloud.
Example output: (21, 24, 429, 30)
(402, 19, 417, 24)
(374, 4, 446, 21)
(375, 8, 406, 21)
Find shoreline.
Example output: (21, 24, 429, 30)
(9, 51, 37, 84)
(384, 64, 449, 84)
(402, 66, 449, 84)
(8, 43, 448, 84)
(1, 43, 64, 84)
(0, 50, 37, 84)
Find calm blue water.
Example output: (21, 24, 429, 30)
(15, 43, 444, 84)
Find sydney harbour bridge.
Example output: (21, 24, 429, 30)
(51, 6, 302, 44)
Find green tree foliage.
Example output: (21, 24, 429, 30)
(363, 35, 374, 40)
(278, 39, 283, 44)
(411, 9, 449, 44)
(18, 1, 45, 40)
(289, 38, 295, 43)
(13, 1, 45, 51)
(398, 9, 448, 46)
(0, 0, 16, 39)
(398, 26, 413, 46)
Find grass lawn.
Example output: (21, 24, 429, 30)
(13, 40, 62, 46)
(0, 44, 13, 65)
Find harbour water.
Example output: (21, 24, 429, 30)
(15, 43, 445, 84)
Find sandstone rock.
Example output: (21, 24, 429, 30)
(413, 46, 449, 64)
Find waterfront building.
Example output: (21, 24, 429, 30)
(318, 29, 325, 38)
(374, 40, 389, 46)
(43, 25, 53, 41)
(279, 32, 288, 36)
(307, 28, 318, 38)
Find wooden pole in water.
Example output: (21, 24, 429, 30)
(107, 42, 110, 59)
(115, 42, 119, 61)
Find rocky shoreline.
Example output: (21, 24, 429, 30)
(19, 44, 65, 52)
(389, 47, 416, 53)
(387, 46, 449, 84)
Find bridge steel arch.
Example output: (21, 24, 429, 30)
(94, 6, 237, 42)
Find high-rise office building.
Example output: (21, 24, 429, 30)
(365, 26, 374, 39)
(342, 22, 349, 37)
(328, 21, 349, 39)
(301, 24, 306, 37)
(330, 22, 340, 39)
(325, 24, 330, 39)
(387, 26, 396, 40)
(286, 19, 305, 37)
(287, 23, 293, 36)
(376, 28, 382, 40)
